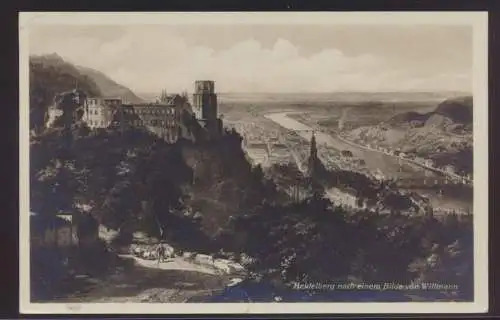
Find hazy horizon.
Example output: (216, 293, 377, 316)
(30, 24, 472, 94)
(138, 90, 472, 95)
(137, 90, 471, 103)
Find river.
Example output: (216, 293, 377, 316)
(264, 112, 472, 213)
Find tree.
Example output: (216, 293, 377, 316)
(29, 55, 100, 132)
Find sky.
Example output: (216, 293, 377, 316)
(29, 24, 472, 94)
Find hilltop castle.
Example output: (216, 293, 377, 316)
(47, 80, 223, 143)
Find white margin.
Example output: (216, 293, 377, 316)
(19, 11, 489, 314)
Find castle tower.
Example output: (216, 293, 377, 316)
(193, 80, 219, 134)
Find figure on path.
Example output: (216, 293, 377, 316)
(156, 244, 165, 265)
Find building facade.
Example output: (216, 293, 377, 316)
(47, 81, 224, 143)
(84, 97, 122, 129)
(109, 100, 186, 143)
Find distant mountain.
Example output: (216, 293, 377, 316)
(434, 96, 473, 124)
(387, 111, 429, 126)
(388, 95, 473, 128)
(137, 92, 161, 102)
(76, 66, 145, 103)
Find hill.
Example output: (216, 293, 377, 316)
(345, 96, 474, 175)
(29, 53, 144, 131)
(76, 66, 145, 103)
(388, 111, 429, 127)
(387, 96, 473, 130)
(434, 96, 473, 124)
(30, 53, 101, 131)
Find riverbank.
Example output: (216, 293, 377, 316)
(335, 132, 472, 185)
(264, 112, 472, 213)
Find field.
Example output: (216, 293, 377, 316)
(287, 101, 437, 132)
(219, 92, 444, 132)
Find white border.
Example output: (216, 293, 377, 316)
(19, 12, 489, 314)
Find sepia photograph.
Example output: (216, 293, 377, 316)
(19, 12, 488, 314)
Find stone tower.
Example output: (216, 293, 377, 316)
(193, 80, 218, 135)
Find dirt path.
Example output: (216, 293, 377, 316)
(53, 255, 236, 303)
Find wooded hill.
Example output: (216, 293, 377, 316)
(29, 53, 144, 131)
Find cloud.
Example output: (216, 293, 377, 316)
(29, 27, 471, 94)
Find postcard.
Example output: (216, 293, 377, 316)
(19, 11, 488, 314)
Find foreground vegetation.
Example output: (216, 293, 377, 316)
(30, 89, 474, 301)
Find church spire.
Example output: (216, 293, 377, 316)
(307, 130, 318, 178)
(310, 130, 317, 160)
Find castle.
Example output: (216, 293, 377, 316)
(47, 80, 223, 143)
